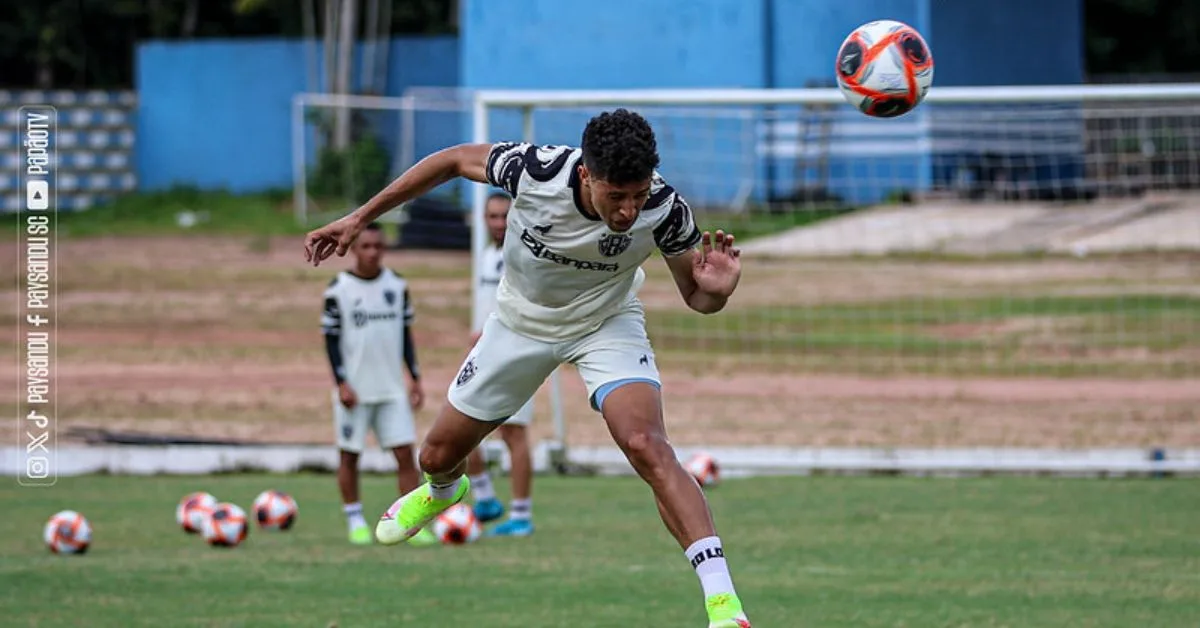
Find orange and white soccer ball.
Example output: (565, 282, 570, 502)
(176, 491, 218, 534)
(252, 489, 298, 531)
(685, 452, 720, 488)
(201, 502, 248, 547)
(835, 19, 934, 118)
(44, 510, 91, 554)
(432, 503, 483, 545)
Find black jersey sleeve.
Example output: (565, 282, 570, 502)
(321, 286, 346, 385)
(486, 142, 577, 196)
(486, 142, 532, 196)
(652, 191, 703, 257)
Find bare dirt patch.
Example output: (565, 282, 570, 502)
(1, 235, 1196, 450)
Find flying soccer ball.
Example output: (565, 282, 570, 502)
(176, 491, 218, 534)
(835, 19, 934, 118)
(432, 503, 483, 545)
(44, 510, 92, 555)
(685, 452, 720, 488)
(201, 502, 248, 548)
(252, 489, 298, 531)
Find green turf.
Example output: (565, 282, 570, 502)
(54, 188, 307, 238)
(649, 294, 1200, 378)
(698, 207, 854, 242)
(1, 474, 1197, 627)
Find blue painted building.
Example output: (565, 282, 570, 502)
(123, 0, 1084, 207)
(460, 0, 1083, 206)
(136, 36, 459, 193)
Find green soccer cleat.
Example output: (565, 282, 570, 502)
(348, 525, 373, 546)
(706, 593, 751, 628)
(405, 526, 440, 548)
(375, 476, 471, 546)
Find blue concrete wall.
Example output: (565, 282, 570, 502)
(926, 0, 1085, 193)
(769, 0, 924, 89)
(461, 0, 767, 208)
(131, 1, 1087, 204)
(461, 0, 766, 90)
(765, 0, 925, 204)
(459, 0, 1086, 207)
(136, 36, 458, 193)
(929, 0, 1083, 86)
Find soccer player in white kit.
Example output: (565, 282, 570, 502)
(464, 192, 540, 536)
(321, 223, 438, 547)
(305, 110, 751, 627)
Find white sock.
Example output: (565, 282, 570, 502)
(343, 502, 367, 530)
(684, 536, 737, 600)
(470, 473, 495, 501)
(429, 476, 464, 500)
(510, 498, 532, 521)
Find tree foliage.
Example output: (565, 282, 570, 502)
(1, 0, 1199, 89)
(1085, 0, 1200, 78)
(0, 0, 456, 89)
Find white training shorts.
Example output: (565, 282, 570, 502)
(504, 396, 535, 427)
(447, 307, 661, 422)
(332, 394, 416, 453)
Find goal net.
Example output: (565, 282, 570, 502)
(472, 85, 1200, 453)
(295, 85, 1200, 454)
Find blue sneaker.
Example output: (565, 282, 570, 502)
(488, 518, 534, 537)
(473, 498, 505, 523)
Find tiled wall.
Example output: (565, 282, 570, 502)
(1, 90, 137, 212)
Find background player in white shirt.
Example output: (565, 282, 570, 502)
(306, 110, 751, 627)
(464, 192, 539, 536)
(321, 223, 437, 547)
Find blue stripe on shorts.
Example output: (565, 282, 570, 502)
(590, 377, 661, 411)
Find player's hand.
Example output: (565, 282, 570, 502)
(409, 381, 425, 411)
(304, 213, 365, 267)
(337, 382, 358, 409)
(692, 230, 741, 297)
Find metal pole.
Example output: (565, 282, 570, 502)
(292, 95, 308, 225)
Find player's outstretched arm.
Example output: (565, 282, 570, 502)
(664, 230, 742, 314)
(304, 143, 493, 266)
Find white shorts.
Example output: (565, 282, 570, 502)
(503, 396, 535, 427)
(332, 395, 416, 453)
(448, 307, 661, 422)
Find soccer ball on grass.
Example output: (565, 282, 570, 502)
(44, 510, 92, 555)
(201, 502, 249, 547)
(835, 19, 934, 118)
(685, 452, 720, 488)
(252, 489, 298, 531)
(176, 491, 218, 534)
(432, 503, 483, 545)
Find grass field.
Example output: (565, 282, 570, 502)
(2, 197, 1199, 448)
(2, 474, 1198, 627)
(650, 292, 1200, 377)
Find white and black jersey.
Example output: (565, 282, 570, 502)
(473, 241, 505, 332)
(321, 269, 418, 403)
(485, 142, 702, 342)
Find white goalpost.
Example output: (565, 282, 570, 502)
(294, 83, 1200, 476)
(468, 83, 1200, 476)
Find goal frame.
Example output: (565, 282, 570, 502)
(469, 82, 1200, 466)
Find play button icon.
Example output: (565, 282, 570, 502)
(27, 180, 48, 210)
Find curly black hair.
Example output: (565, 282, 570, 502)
(580, 108, 660, 185)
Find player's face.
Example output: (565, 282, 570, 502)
(485, 198, 510, 245)
(580, 167, 652, 232)
(352, 230, 385, 271)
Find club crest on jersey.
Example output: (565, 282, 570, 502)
(383, 290, 395, 305)
(598, 233, 633, 257)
